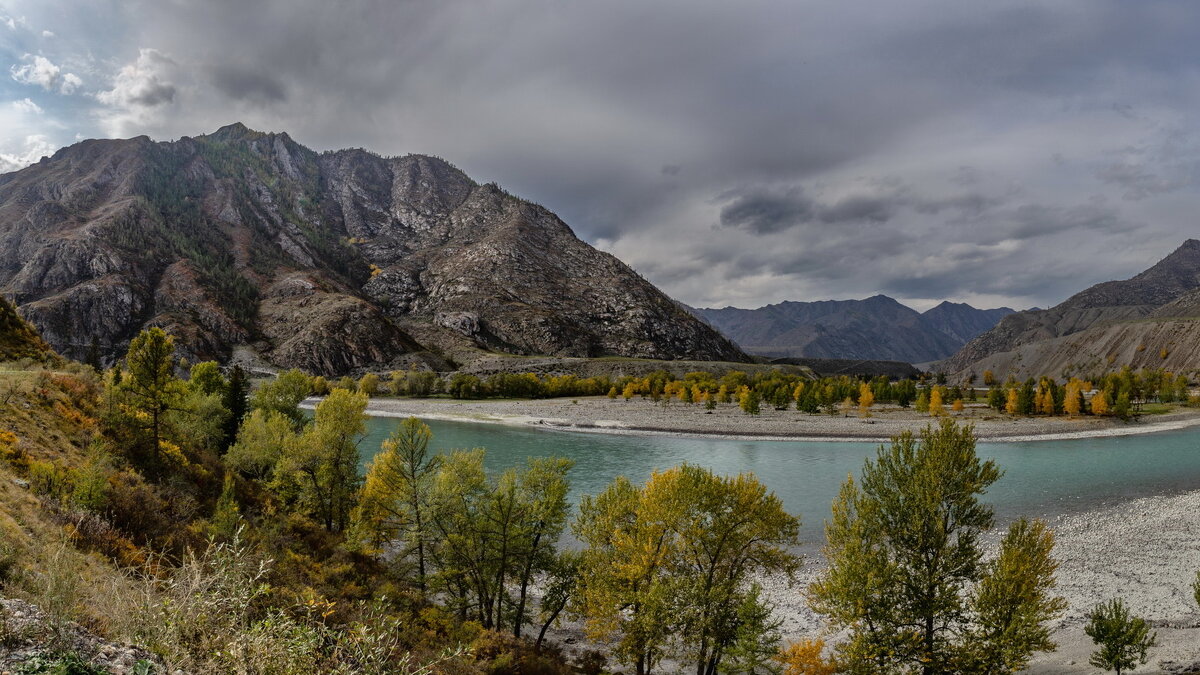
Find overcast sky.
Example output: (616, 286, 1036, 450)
(2, 0, 1199, 311)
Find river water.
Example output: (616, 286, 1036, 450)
(362, 416, 1200, 542)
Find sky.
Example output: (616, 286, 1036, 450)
(2, 1, 1199, 312)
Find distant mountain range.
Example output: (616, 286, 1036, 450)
(693, 296, 1014, 364)
(0, 124, 745, 374)
(939, 239, 1200, 379)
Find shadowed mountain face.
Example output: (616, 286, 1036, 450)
(940, 239, 1200, 378)
(694, 295, 1011, 364)
(0, 124, 745, 374)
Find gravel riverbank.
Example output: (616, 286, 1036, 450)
(353, 395, 1200, 443)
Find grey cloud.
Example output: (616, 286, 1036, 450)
(818, 195, 893, 224)
(719, 188, 814, 234)
(210, 65, 287, 103)
(12, 0, 1200, 310)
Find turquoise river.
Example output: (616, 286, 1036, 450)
(362, 416, 1200, 542)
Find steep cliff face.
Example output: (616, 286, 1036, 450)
(941, 240, 1200, 376)
(695, 295, 1008, 363)
(0, 124, 745, 373)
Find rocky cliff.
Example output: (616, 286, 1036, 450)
(0, 124, 745, 374)
(694, 295, 1009, 364)
(940, 239, 1200, 378)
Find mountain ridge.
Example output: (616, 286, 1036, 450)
(694, 295, 1012, 363)
(0, 124, 746, 374)
(939, 239, 1200, 378)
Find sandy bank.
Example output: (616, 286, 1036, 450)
(344, 396, 1200, 443)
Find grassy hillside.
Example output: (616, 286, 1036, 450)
(0, 295, 52, 362)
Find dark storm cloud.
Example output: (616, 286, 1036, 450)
(719, 188, 814, 234)
(11, 0, 1200, 309)
(209, 65, 287, 103)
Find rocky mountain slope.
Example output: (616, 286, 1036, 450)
(694, 295, 1010, 363)
(0, 295, 52, 362)
(0, 124, 744, 374)
(940, 239, 1200, 378)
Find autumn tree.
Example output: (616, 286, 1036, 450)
(928, 386, 945, 417)
(251, 368, 312, 429)
(741, 389, 761, 415)
(1064, 380, 1083, 417)
(777, 639, 838, 675)
(274, 388, 368, 532)
(858, 382, 874, 417)
(226, 409, 297, 480)
(1092, 389, 1111, 416)
(1006, 388, 1020, 415)
(426, 450, 573, 634)
(983, 370, 996, 386)
(575, 465, 799, 675)
(1085, 598, 1155, 674)
(809, 420, 1066, 673)
(188, 361, 227, 396)
(952, 398, 964, 412)
(358, 373, 380, 396)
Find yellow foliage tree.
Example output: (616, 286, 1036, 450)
(1005, 388, 1020, 415)
(858, 383, 874, 418)
(793, 382, 806, 401)
(952, 399, 964, 412)
(983, 370, 996, 386)
(622, 382, 636, 400)
(929, 387, 945, 417)
(1091, 390, 1110, 416)
(1063, 381, 1082, 417)
(776, 639, 838, 675)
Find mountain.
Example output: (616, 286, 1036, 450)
(694, 295, 1007, 363)
(940, 239, 1200, 378)
(921, 301, 1015, 345)
(0, 124, 745, 374)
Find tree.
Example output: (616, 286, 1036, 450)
(915, 391, 929, 413)
(1114, 392, 1132, 420)
(777, 639, 838, 675)
(858, 383, 874, 418)
(226, 409, 296, 480)
(928, 387, 945, 417)
(188, 361, 227, 396)
(809, 420, 1065, 673)
(221, 365, 250, 451)
(358, 373, 380, 396)
(1005, 388, 1020, 415)
(274, 388, 368, 532)
(741, 389, 761, 415)
(354, 417, 441, 591)
(252, 369, 312, 428)
(85, 336, 102, 371)
(1085, 598, 1155, 674)
(121, 327, 186, 464)
(575, 465, 799, 675)
(1064, 380, 1083, 417)
(983, 370, 996, 386)
(1092, 389, 1111, 416)
(951, 398, 965, 413)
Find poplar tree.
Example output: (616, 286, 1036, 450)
(274, 388, 367, 532)
(575, 465, 799, 675)
(858, 382, 874, 417)
(809, 421, 1065, 674)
